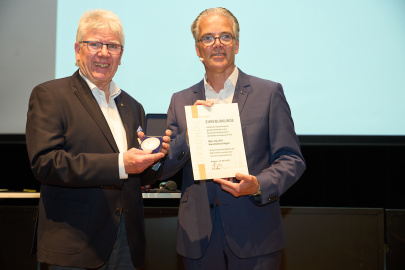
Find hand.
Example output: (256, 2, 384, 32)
(137, 130, 146, 142)
(123, 148, 164, 174)
(194, 100, 214, 107)
(160, 129, 171, 155)
(213, 173, 259, 197)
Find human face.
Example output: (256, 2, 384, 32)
(195, 14, 239, 77)
(75, 28, 123, 90)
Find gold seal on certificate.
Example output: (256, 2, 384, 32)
(139, 136, 163, 153)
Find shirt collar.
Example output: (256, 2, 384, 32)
(79, 69, 121, 98)
(204, 66, 238, 93)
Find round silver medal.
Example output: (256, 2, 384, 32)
(141, 137, 161, 151)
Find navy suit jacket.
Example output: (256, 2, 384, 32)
(26, 70, 159, 268)
(160, 69, 306, 259)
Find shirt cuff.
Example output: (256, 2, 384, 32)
(119, 152, 128, 179)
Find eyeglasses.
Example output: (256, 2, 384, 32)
(199, 34, 235, 47)
(79, 41, 123, 55)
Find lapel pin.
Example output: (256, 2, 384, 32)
(121, 103, 124, 107)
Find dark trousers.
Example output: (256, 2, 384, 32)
(48, 216, 136, 270)
(183, 206, 282, 270)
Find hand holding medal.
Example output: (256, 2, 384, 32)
(137, 126, 163, 153)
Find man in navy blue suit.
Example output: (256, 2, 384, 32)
(160, 7, 306, 270)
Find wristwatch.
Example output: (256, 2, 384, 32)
(250, 184, 261, 197)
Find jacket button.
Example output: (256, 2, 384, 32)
(210, 204, 214, 209)
(114, 208, 121, 215)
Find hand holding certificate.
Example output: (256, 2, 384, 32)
(185, 103, 249, 180)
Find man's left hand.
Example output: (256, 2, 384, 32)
(213, 173, 259, 197)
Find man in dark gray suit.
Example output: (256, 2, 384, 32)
(26, 9, 170, 269)
(159, 7, 306, 270)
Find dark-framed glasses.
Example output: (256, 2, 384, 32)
(79, 41, 123, 55)
(199, 34, 235, 47)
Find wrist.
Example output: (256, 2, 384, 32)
(250, 184, 261, 197)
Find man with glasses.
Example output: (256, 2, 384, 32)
(26, 9, 170, 269)
(160, 7, 305, 269)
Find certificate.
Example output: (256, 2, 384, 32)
(185, 103, 249, 180)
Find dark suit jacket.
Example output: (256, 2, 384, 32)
(26, 70, 159, 268)
(160, 69, 306, 259)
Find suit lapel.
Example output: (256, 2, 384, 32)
(192, 80, 206, 103)
(232, 69, 252, 114)
(72, 71, 119, 152)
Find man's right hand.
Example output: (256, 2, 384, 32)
(194, 100, 214, 107)
(123, 148, 164, 174)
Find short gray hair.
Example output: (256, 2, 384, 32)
(75, 9, 124, 66)
(76, 9, 125, 45)
(191, 7, 240, 44)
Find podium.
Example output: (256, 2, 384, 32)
(0, 193, 392, 270)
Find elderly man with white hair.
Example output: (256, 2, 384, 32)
(26, 9, 170, 270)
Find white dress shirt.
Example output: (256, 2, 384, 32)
(80, 71, 128, 179)
(204, 67, 238, 104)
